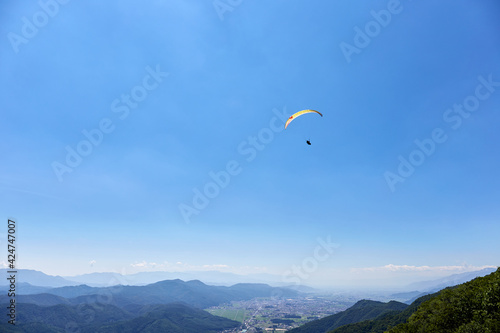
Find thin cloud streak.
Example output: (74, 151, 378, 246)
(352, 264, 497, 273)
(129, 261, 268, 275)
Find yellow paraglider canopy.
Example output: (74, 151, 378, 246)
(284, 109, 322, 129)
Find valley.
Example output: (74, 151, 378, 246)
(207, 295, 353, 332)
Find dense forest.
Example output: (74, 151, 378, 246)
(291, 267, 500, 333)
(387, 267, 500, 332)
(328, 268, 500, 333)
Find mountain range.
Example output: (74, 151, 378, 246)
(0, 268, 286, 288)
(405, 267, 496, 292)
(288, 299, 409, 333)
(0, 278, 298, 332)
(63, 270, 284, 287)
(0, 278, 299, 309)
(2, 267, 495, 291)
(1, 267, 498, 332)
(0, 302, 240, 333)
(289, 267, 500, 333)
(389, 267, 497, 304)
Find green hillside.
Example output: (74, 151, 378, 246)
(97, 303, 240, 332)
(328, 292, 439, 333)
(0, 279, 299, 310)
(0, 302, 240, 333)
(0, 302, 132, 332)
(288, 299, 408, 333)
(387, 267, 500, 332)
(329, 267, 500, 333)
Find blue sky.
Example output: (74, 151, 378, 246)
(1, 0, 500, 288)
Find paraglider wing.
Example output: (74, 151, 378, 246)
(284, 109, 323, 129)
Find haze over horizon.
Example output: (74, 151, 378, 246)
(1, 1, 500, 289)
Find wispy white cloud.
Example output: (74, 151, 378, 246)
(351, 264, 497, 273)
(129, 261, 267, 275)
(130, 261, 159, 268)
(202, 264, 229, 270)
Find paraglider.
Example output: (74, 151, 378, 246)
(285, 109, 322, 145)
(284, 109, 322, 129)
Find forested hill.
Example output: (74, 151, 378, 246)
(0, 279, 299, 309)
(328, 292, 439, 333)
(288, 299, 408, 333)
(387, 267, 500, 332)
(329, 267, 500, 333)
(0, 302, 240, 333)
